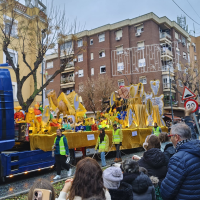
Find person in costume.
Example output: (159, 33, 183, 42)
(62, 117, 71, 130)
(152, 122, 161, 136)
(112, 124, 123, 163)
(34, 103, 42, 131)
(14, 106, 25, 122)
(95, 128, 109, 167)
(52, 129, 70, 180)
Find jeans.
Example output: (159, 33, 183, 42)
(115, 144, 121, 158)
(101, 152, 106, 167)
(55, 154, 70, 175)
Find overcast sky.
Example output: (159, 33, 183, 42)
(20, 0, 200, 36)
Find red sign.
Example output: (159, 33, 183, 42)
(182, 86, 196, 100)
(184, 99, 198, 113)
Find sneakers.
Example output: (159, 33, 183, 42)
(67, 168, 72, 177)
(53, 175, 61, 180)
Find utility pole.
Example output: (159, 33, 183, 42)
(169, 68, 174, 123)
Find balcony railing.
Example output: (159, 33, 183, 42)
(162, 65, 174, 73)
(160, 32, 172, 40)
(61, 76, 74, 84)
(161, 48, 173, 57)
(164, 100, 178, 107)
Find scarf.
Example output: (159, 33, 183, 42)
(175, 138, 191, 152)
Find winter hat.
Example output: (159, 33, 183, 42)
(103, 167, 123, 189)
(121, 159, 139, 174)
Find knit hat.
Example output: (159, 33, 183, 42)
(103, 167, 123, 189)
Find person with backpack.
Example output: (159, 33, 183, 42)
(95, 128, 109, 167)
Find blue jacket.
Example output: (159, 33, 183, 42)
(184, 116, 197, 139)
(160, 140, 200, 200)
(54, 135, 69, 155)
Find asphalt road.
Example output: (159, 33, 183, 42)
(0, 147, 144, 199)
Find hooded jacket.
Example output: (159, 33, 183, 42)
(108, 182, 133, 200)
(163, 143, 175, 165)
(161, 140, 200, 200)
(138, 148, 167, 181)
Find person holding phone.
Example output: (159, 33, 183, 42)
(53, 129, 70, 180)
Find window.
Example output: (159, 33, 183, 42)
(77, 39, 83, 47)
(46, 61, 53, 69)
(117, 62, 124, 71)
(179, 79, 183, 87)
(182, 36, 186, 45)
(78, 54, 83, 62)
(99, 50, 105, 58)
(90, 53, 94, 60)
(116, 46, 123, 54)
(78, 69, 84, 77)
(115, 30, 122, 38)
(12, 82, 17, 101)
(60, 41, 72, 51)
(79, 84, 84, 92)
(194, 44, 196, 52)
(90, 39, 93, 45)
(195, 55, 197, 61)
(47, 75, 54, 82)
(183, 52, 187, 60)
(99, 33, 105, 42)
(100, 66, 106, 74)
(137, 41, 144, 50)
(188, 54, 190, 63)
(163, 78, 168, 88)
(91, 68, 94, 76)
(3, 48, 18, 68)
(138, 58, 146, 67)
(4, 16, 18, 37)
(139, 76, 147, 84)
(175, 32, 179, 40)
(118, 79, 125, 86)
(136, 25, 144, 33)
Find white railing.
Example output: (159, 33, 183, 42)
(160, 32, 171, 40)
(162, 65, 174, 73)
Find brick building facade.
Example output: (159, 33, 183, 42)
(45, 12, 193, 117)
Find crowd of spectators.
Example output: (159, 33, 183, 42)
(28, 107, 200, 200)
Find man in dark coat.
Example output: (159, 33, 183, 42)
(160, 108, 200, 200)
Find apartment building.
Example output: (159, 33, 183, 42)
(46, 12, 191, 117)
(0, 0, 46, 107)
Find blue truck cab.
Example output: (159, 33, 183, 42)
(0, 69, 54, 183)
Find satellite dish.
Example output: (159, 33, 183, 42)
(74, 94, 79, 110)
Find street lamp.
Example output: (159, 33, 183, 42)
(41, 28, 47, 108)
(169, 67, 174, 124)
(118, 71, 130, 85)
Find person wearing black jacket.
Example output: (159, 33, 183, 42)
(137, 135, 167, 182)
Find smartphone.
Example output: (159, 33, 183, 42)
(33, 188, 52, 200)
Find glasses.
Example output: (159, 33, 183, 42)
(168, 134, 180, 138)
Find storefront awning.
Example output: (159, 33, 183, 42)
(164, 114, 181, 120)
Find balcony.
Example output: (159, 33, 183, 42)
(60, 49, 74, 58)
(164, 100, 178, 107)
(163, 83, 175, 92)
(161, 48, 173, 61)
(162, 65, 174, 75)
(160, 32, 172, 44)
(60, 76, 75, 89)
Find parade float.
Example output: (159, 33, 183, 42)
(29, 80, 167, 152)
(0, 68, 167, 181)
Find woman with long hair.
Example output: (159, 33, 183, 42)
(56, 157, 111, 200)
(95, 128, 109, 167)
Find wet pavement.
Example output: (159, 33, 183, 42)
(0, 148, 144, 199)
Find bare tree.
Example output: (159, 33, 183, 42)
(79, 75, 116, 114)
(173, 61, 200, 98)
(0, 0, 86, 110)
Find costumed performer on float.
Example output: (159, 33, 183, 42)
(95, 128, 109, 167)
(14, 106, 25, 122)
(112, 123, 123, 162)
(52, 129, 71, 180)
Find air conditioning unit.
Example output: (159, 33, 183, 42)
(182, 42, 186, 46)
(115, 37, 121, 41)
(135, 32, 141, 37)
(178, 39, 181, 43)
(73, 58, 77, 62)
